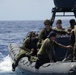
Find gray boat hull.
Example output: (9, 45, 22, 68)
(8, 43, 76, 75)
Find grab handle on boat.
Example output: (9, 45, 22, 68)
(42, 64, 51, 68)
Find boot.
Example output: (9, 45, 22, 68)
(12, 63, 17, 71)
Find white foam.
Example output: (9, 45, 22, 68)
(0, 55, 12, 72)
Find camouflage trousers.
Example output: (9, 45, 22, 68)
(16, 49, 30, 60)
(13, 49, 31, 67)
(14, 48, 37, 66)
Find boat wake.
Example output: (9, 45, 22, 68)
(0, 54, 12, 72)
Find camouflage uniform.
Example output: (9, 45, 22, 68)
(67, 26, 72, 32)
(37, 19, 54, 49)
(53, 27, 67, 35)
(38, 28, 53, 40)
(35, 38, 62, 69)
(67, 19, 75, 32)
(14, 37, 38, 67)
(72, 26, 76, 60)
(37, 28, 53, 49)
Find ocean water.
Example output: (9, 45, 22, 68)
(0, 20, 69, 75)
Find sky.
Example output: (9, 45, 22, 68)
(0, 0, 75, 20)
(0, 0, 55, 20)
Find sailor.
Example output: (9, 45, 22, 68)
(37, 19, 54, 49)
(35, 31, 73, 69)
(54, 19, 65, 31)
(53, 19, 69, 35)
(37, 13, 55, 49)
(12, 31, 38, 71)
(70, 25, 76, 61)
(67, 19, 76, 32)
(38, 19, 53, 40)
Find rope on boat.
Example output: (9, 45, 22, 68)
(62, 54, 72, 62)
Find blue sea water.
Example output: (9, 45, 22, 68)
(0, 20, 69, 75)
